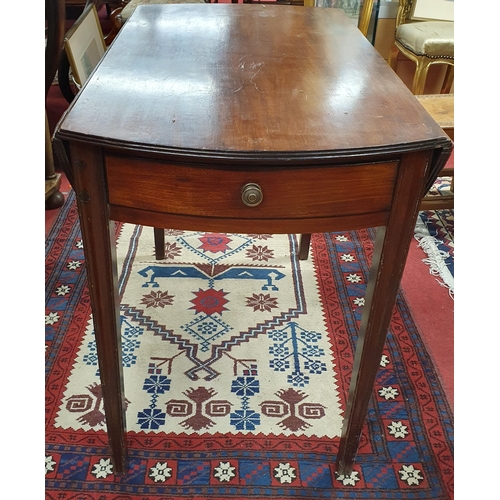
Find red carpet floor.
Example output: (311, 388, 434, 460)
(45, 199, 454, 498)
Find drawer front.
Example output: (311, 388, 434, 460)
(106, 155, 398, 219)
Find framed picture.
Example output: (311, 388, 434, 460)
(411, 0, 454, 22)
(64, 4, 106, 87)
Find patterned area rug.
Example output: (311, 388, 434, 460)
(415, 208, 454, 297)
(46, 191, 454, 499)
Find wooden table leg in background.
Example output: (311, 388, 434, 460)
(336, 150, 432, 475)
(45, 112, 65, 210)
(154, 227, 165, 260)
(45, 0, 65, 210)
(70, 142, 128, 474)
(298, 234, 311, 261)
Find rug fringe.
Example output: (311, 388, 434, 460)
(414, 217, 454, 299)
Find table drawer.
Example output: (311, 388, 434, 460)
(106, 156, 398, 219)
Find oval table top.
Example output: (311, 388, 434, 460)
(56, 4, 450, 161)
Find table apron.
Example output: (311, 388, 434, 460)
(105, 155, 399, 228)
(108, 204, 390, 234)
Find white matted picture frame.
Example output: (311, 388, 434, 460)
(64, 4, 106, 87)
(411, 0, 454, 22)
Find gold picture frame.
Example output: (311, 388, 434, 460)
(64, 4, 106, 87)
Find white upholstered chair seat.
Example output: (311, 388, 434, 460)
(396, 22, 454, 59)
(388, 18, 454, 95)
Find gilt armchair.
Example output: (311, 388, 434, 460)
(387, 0, 454, 95)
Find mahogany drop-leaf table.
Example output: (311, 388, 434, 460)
(55, 4, 452, 475)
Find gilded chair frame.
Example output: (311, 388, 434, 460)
(387, 0, 454, 95)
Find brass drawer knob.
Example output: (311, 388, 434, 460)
(241, 183, 263, 207)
